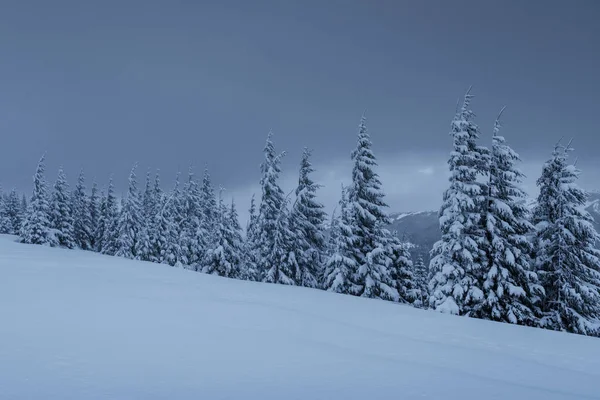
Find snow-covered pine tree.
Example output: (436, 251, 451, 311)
(148, 175, 184, 267)
(49, 167, 75, 249)
(203, 189, 243, 278)
(243, 194, 259, 281)
(0, 186, 11, 234)
(289, 147, 327, 288)
(144, 170, 164, 262)
(89, 180, 100, 250)
(478, 109, 542, 325)
(161, 190, 185, 267)
(533, 140, 600, 335)
(228, 199, 245, 279)
(20, 194, 28, 220)
(428, 89, 490, 315)
(134, 170, 153, 262)
(262, 194, 297, 285)
(115, 164, 142, 259)
(323, 185, 358, 294)
(347, 115, 398, 301)
(5, 188, 23, 235)
(94, 189, 107, 252)
(413, 255, 429, 309)
(387, 231, 418, 304)
(101, 176, 120, 256)
(181, 165, 205, 269)
(72, 169, 93, 250)
(150, 194, 176, 265)
(199, 167, 218, 247)
(20, 154, 55, 245)
(256, 132, 291, 283)
(142, 169, 155, 220)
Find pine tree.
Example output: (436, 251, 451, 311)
(199, 167, 218, 250)
(479, 109, 542, 325)
(387, 232, 418, 304)
(101, 176, 120, 256)
(203, 190, 243, 278)
(49, 167, 75, 248)
(20, 154, 55, 245)
(228, 199, 246, 279)
(72, 169, 93, 250)
(5, 188, 23, 235)
(135, 170, 153, 262)
(159, 191, 184, 267)
(115, 164, 142, 259)
(243, 194, 259, 281)
(347, 115, 398, 301)
(256, 132, 289, 283)
(20, 194, 28, 221)
(89, 181, 100, 250)
(262, 195, 297, 285)
(181, 165, 205, 269)
(323, 185, 358, 294)
(413, 255, 429, 309)
(533, 140, 600, 335)
(289, 148, 327, 288)
(428, 89, 490, 315)
(144, 170, 164, 262)
(95, 189, 107, 252)
(0, 186, 11, 234)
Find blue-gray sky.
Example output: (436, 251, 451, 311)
(1, 0, 599, 218)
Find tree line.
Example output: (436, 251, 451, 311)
(6, 89, 600, 337)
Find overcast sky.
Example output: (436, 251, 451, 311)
(0, 0, 599, 221)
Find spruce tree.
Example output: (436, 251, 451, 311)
(72, 169, 93, 250)
(50, 167, 75, 249)
(262, 195, 297, 285)
(533, 140, 600, 335)
(428, 90, 490, 315)
(182, 166, 205, 269)
(323, 185, 358, 294)
(228, 199, 245, 279)
(5, 188, 23, 235)
(347, 115, 398, 301)
(115, 164, 142, 259)
(89, 181, 100, 250)
(20, 154, 55, 245)
(289, 148, 327, 288)
(95, 189, 107, 252)
(160, 191, 184, 267)
(387, 232, 418, 304)
(101, 176, 120, 256)
(243, 194, 259, 281)
(20, 194, 28, 222)
(199, 167, 218, 250)
(203, 190, 243, 278)
(145, 170, 163, 262)
(413, 255, 429, 309)
(0, 186, 11, 234)
(479, 109, 542, 325)
(256, 132, 289, 283)
(134, 170, 153, 262)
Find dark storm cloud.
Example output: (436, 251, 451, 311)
(0, 0, 599, 217)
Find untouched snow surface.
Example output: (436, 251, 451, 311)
(1, 235, 600, 399)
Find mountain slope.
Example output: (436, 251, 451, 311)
(389, 192, 600, 262)
(1, 235, 599, 399)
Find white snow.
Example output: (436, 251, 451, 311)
(1, 234, 600, 399)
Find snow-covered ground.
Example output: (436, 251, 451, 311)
(1, 235, 599, 399)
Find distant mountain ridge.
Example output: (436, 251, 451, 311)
(387, 191, 600, 263)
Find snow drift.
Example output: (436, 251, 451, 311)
(0, 235, 599, 399)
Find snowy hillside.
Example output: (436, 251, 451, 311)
(1, 235, 600, 400)
(389, 191, 600, 261)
